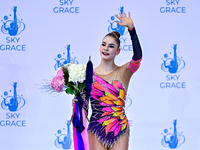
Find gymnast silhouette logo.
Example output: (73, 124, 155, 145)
(161, 120, 185, 149)
(108, 6, 128, 36)
(161, 44, 185, 73)
(54, 44, 79, 71)
(1, 6, 25, 36)
(54, 120, 73, 149)
(1, 82, 25, 112)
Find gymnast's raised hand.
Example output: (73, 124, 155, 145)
(115, 12, 135, 30)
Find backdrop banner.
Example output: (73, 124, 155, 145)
(0, 0, 200, 150)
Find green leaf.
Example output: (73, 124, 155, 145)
(78, 82, 85, 91)
(84, 110, 90, 123)
(68, 82, 74, 88)
(74, 91, 79, 96)
(72, 84, 79, 91)
(65, 88, 74, 95)
(62, 67, 69, 85)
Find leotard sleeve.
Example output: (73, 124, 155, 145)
(119, 28, 142, 81)
(116, 28, 142, 89)
(129, 27, 142, 61)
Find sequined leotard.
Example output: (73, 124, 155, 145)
(87, 28, 142, 148)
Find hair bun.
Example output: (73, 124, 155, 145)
(104, 31, 121, 47)
(111, 31, 120, 39)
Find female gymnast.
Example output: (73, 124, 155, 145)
(73, 11, 142, 150)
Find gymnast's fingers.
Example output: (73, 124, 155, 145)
(72, 98, 78, 106)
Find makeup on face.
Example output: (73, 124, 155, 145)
(100, 36, 119, 58)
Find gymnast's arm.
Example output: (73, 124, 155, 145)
(115, 12, 142, 61)
(115, 12, 142, 80)
(129, 27, 142, 61)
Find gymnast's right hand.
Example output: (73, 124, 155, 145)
(72, 96, 78, 106)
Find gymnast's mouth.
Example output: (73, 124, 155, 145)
(102, 52, 109, 55)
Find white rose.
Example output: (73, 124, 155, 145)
(68, 64, 86, 83)
(63, 63, 72, 68)
(56, 63, 72, 73)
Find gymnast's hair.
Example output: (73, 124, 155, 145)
(105, 31, 120, 48)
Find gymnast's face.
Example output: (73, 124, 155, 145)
(99, 36, 120, 61)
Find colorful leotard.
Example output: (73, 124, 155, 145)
(87, 28, 142, 148)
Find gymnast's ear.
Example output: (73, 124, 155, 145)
(116, 48, 121, 55)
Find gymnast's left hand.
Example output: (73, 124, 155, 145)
(115, 12, 135, 30)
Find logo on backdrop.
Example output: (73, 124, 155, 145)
(107, 7, 132, 52)
(160, 0, 186, 13)
(0, 82, 26, 127)
(54, 44, 79, 71)
(125, 94, 133, 127)
(1, 6, 25, 36)
(160, 44, 186, 88)
(1, 82, 25, 112)
(108, 7, 128, 37)
(161, 44, 185, 74)
(0, 6, 26, 51)
(53, 0, 80, 14)
(161, 120, 185, 149)
(125, 94, 132, 111)
(54, 120, 73, 149)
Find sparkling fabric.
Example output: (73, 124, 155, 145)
(87, 58, 142, 148)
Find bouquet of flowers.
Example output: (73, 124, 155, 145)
(51, 63, 87, 95)
(50, 58, 93, 150)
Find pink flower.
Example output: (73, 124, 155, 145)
(56, 69, 64, 77)
(51, 70, 65, 92)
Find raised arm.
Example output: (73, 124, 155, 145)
(115, 12, 142, 61)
